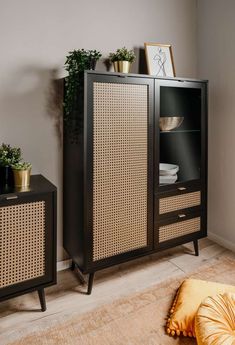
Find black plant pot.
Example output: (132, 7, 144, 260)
(88, 58, 97, 71)
(0, 166, 14, 187)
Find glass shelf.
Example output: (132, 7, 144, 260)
(159, 178, 199, 187)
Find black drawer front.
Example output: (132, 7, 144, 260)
(155, 210, 206, 248)
(158, 180, 201, 195)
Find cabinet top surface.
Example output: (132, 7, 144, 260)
(85, 70, 208, 84)
(0, 174, 56, 198)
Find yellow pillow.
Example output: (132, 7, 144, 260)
(166, 279, 235, 337)
(195, 293, 235, 345)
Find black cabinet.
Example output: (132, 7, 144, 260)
(63, 71, 208, 294)
(0, 175, 57, 311)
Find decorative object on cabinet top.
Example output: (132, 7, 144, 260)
(0, 143, 21, 167)
(64, 49, 102, 117)
(64, 49, 102, 144)
(0, 143, 32, 189)
(0, 143, 21, 187)
(159, 116, 184, 131)
(144, 43, 175, 77)
(11, 161, 32, 189)
(109, 47, 136, 73)
(0, 174, 56, 197)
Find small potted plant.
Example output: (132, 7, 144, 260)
(88, 50, 102, 70)
(0, 143, 21, 186)
(11, 162, 32, 188)
(109, 47, 136, 73)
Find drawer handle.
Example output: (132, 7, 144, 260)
(178, 214, 186, 219)
(178, 187, 187, 191)
(6, 195, 18, 200)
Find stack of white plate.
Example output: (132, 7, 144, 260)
(159, 163, 179, 184)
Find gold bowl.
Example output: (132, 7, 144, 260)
(159, 117, 184, 131)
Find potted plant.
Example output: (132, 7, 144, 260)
(109, 47, 136, 73)
(0, 143, 21, 186)
(64, 49, 102, 117)
(88, 50, 102, 70)
(11, 162, 32, 188)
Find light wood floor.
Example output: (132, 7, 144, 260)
(1, 238, 234, 344)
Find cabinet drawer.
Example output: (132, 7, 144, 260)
(159, 191, 201, 215)
(158, 215, 201, 243)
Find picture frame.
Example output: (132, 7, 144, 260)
(144, 43, 176, 77)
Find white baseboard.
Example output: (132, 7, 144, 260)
(208, 231, 235, 253)
(57, 259, 72, 271)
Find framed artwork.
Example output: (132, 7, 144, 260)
(144, 43, 175, 77)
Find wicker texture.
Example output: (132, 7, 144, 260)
(93, 82, 148, 261)
(0, 201, 45, 288)
(159, 217, 200, 243)
(159, 191, 201, 214)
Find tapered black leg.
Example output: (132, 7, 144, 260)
(193, 240, 199, 256)
(87, 273, 95, 295)
(38, 289, 46, 312)
(71, 261, 76, 271)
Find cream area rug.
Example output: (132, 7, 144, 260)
(9, 256, 235, 345)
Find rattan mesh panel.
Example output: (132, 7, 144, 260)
(0, 201, 45, 288)
(159, 217, 200, 243)
(93, 82, 148, 261)
(159, 191, 201, 214)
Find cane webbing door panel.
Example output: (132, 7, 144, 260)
(0, 201, 45, 288)
(86, 76, 153, 264)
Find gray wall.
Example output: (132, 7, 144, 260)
(0, 0, 198, 261)
(197, 0, 235, 250)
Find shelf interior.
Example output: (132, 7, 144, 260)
(158, 86, 202, 185)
